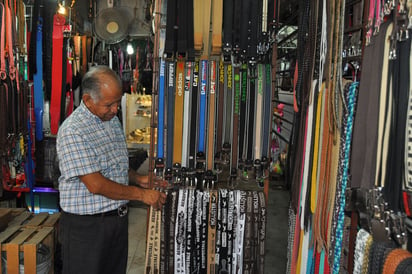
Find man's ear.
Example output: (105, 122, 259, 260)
(82, 93, 92, 107)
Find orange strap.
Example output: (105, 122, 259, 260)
(172, 60, 185, 164)
(210, 0, 223, 55)
(293, 61, 299, 112)
(5, 0, 17, 82)
(81, 35, 87, 75)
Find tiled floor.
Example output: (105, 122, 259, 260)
(126, 180, 289, 273)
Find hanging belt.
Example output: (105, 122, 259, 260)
(182, 61, 192, 167)
(81, 35, 87, 74)
(166, 62, 175, 168)
(333, 82, 358, 272)
(377, 22, 393, 188)
(50, 13, 65, 135)
(172, 61, 184, 165)
(261, 64, 272, 160)
(222, 0, 233, 60)
(200, 190, 210, 273)
(257, 191, 266, 273)
(144, 204, 157, 273)
(198, 60, 208, 154)
(184, 188, 195, 273)
(60, 37, 68, 124)
(33, 17, 43, 140)
(215, 61, 225, 156)
(231, 66, 241, 177)
(206, 60, 217, 170)
(194, 189, 203, 271)
(238, 64, 247, 167)
(254, 64, 264, 163)
(217, 189, 229, 272)
(210, 0, 223, 56)
(175, 188, 187, 273)
(5, 0, 17, 83)
(188, 63, 199, 169)
(207, 189, 217, 273)
(222, 64, 232, 164)
(234, 191, 246, 273)
(201, 0, 212, 59)
(155, 59, 166, 178)
(168, 190, 178, 272)
(246, 66, 256, 166)
(242, 191, 253, 273)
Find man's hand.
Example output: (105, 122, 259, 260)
(141, 189, 167, 210)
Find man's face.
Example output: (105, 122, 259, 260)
(84, 77, 123, 121)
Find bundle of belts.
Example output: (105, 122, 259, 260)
(0, 0, 34, 196)
(284, 1, 412, 273)
(146, 0, 279, 273)
(150, 0, 279, 190)
(145, 186, 267, 274)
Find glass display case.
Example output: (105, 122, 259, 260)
(122, 92, 152, 149)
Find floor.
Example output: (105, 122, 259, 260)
(126, 174, 290, 274)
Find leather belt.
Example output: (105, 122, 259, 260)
(65, 205, 128, 218)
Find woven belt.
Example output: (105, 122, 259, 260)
(382, 248, 412, 274)
(395, 257, 412, 274)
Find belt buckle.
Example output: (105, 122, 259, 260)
(118, 205, 128, 217)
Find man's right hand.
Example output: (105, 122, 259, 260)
(142, 189, 167, 210)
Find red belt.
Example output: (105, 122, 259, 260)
(50, 13, 65, 135)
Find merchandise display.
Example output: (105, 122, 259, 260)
(2, 0, 412, 273)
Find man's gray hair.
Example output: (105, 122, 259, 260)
(82, 65, 122, 102)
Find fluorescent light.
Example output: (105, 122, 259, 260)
(127, 43, 134, 55)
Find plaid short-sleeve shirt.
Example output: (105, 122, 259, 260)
(56, 102, 129, 214)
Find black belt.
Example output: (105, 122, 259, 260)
(64, 205, 129, 218)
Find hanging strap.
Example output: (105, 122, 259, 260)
(254, 64, 264, 162)
(206, 60, 217, 170)
(201, 0, 212, 59)
(189, 63, 199, 169)
(158, 59, 166, 160)
(217, 189, 229, 272)
(238, 64, 248, 164)
(222, 64, 233, 154)
(231, 66, 241, 175)
(200, 190, 210, 273)
(222, 0, 234, 58)
(17, 0, 26, 56)
(333, 82, 358, 272)
(175, 188, 187, 273)
(185, 188, 196, 273)
(257, 191, 266, 273)
(215, 61, 225, 156)
(0, 2, 6, 81)
(50, 13, 65, 135)
(193, 0, 203, 52)
(261, 63, 272, 159)
(211, 0, 223, 56)
(198, 60, 208, 154)
(5, 0, 17, 83)
(65, 40, 74, 117)
(172, 61, 185, 165)
(166, 62, 175, 168)
(246, 66, 256, 163)
(182, 61, 193, 167)
(0, 3, 7, 155)
(60, 37, 68, 125)
(207, 189, 218, 273)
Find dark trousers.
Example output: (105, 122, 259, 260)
(59, 211, 129, 274)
